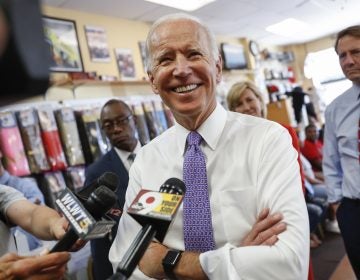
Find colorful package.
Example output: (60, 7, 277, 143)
(16, 109, 50, 173)
(37, 107, 67, 171)
(0, 111, 30, 176)
(132, 102, 150, 146)
(55, 107, 85, 166)
(75, 109, 105, 164)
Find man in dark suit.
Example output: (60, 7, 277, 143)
(84, 99, 140, 280)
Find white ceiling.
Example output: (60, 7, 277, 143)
(42, 0, 360, 46)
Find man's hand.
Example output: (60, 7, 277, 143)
(241, 208, 286, 246)
(48, 218, 87, 252)
(0, 252, 70, 280)
(49, 216, 68, 240)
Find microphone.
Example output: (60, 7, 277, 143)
(50, 185, 117, 253)
(110, 178, 185, 279)
(76, 171, 119, 201)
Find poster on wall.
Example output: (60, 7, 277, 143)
(114, 48, 136, 80)
(84, 25, 111, 62)
(43, 17, 83, 72)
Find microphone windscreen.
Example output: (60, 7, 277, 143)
(160, 178, 186, 195)
(99, 172, 119, 192)
(87, 186, 117, 219)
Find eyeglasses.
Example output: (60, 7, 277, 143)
(102, 115, 133, 131)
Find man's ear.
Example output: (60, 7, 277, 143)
(148, 72, 159, 94)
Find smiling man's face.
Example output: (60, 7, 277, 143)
(148, 19, 222, 130)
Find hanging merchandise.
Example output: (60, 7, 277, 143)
(75, 108, 106, 165)
(288, 66, 296, 83)
(63, 165, 85, 193)
(153, 100, 168, 134)
(37, 106, 68, 171)
(40, 171, 67, 209)
(162, 103, 175, 128)
(16, 109, 50, 173)
(0, 111, 30, 176)
(55, 107, 85, 166)
(142, 100, 161, 140)
(131, 101, 150, 146)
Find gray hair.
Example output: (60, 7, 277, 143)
(144, 13, 219, 73)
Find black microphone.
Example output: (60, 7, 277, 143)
(110, 178, 186, 280)
(50, 185, 117, 253)
(77, 171, 119, 201)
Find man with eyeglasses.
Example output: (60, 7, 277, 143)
(83, 99, 141, 280)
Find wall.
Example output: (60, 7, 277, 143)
(42, 5, 151, 81)
(287, 34, 336, 89)
(41, 5, 253, 102)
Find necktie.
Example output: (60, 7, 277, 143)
(183, 131, 215, 252)
(128, 153, 136, 165)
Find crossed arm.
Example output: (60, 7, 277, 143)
(138, 208, 286, 279)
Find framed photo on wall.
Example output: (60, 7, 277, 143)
(114, 48, 136, 80)
(43, 17, 83, 72)
(84, 25, 110, 62)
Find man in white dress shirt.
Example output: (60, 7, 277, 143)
(109, 13, 309, 279)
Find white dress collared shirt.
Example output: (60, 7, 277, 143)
(109, 104, 309, 280)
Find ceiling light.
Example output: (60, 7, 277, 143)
(144, 0, 216, 12)
(266, 18, 309, 37)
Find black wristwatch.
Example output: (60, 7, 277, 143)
(162, 249, 182, 279)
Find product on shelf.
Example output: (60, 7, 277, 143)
(131, 101, 150, 146)
(92, 106, 111, 155)
(63, 165, 85, 193)
(16, 109, 50, 173)
(142, 100, 161, 140)
(40, 171, 67, 210)
(37, 107, 68, 171)
(152, 100, 168, 134)
(75, 108, 106, 165)
(55, 107, 85, 166)
(163, 103, 175, 128)
(0, 111, 30, 176)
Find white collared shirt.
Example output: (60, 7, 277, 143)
(109, 104, 309, 279)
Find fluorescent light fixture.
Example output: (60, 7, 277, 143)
(266, 18, 309, 37)
(144, 0, 216, 11)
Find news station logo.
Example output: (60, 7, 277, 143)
(56, 190, 96, 237)
(128, 190, 183, 221)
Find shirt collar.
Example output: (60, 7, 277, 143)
(114, 140, 141, 162)
(174, 103, 227, 154)
(353, 83, 360, 99)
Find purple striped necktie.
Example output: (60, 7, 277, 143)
(183, 131, 215, 252)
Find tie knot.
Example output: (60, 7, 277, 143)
(187, 131, 202, 146)
(128, 153, 136, 162)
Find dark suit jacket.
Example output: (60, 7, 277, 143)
(84, 148, 129, 280)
